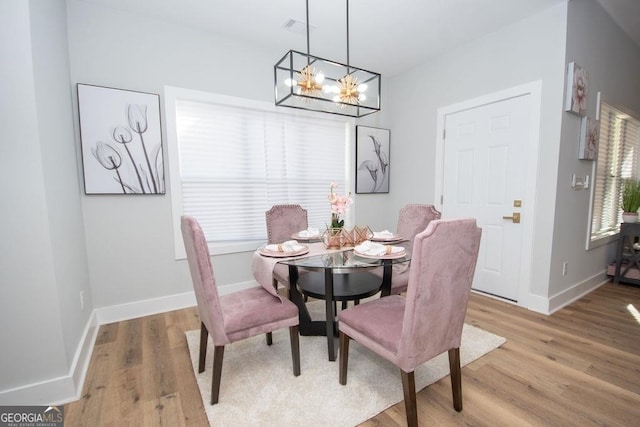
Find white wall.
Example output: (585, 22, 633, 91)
(385, 3, 568, 301)
(550, 0, 640, 297)
(0, 0, 91, 401)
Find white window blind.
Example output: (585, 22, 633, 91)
(175, 98, 347, 243)
(590, 103, 640, 242)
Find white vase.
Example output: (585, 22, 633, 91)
(622, 212, 638, 223)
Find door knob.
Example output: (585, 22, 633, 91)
(502, 212, 521, 223)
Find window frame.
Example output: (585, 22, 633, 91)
(164, 86, 354, 259)
(587, 102, 640, 249)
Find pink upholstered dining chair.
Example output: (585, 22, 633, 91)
(266, 204, 309, 294)
(396, 204, 441, 253)
(338, 218, 482, 427)
(181, 215, 300, 405)
(266, 204, 308, 244)
(374, 204, 441, 295)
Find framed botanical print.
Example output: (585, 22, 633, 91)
(579, 116, 599, 160)
(356, 126, 390, 194)
(565, 62, 588, 116)
(77, 83, 165, 195)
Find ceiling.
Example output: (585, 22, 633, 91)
(77, 0, 640, 77)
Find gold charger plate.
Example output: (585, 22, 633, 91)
(354, 249, 407, 259)
(259, 245, 310, 258)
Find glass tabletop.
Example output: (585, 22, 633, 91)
(277, 241, 411, 273)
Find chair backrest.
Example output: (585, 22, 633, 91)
(181, 215, 229, 345)
(397, 218, 481, 372)
(265, 204, 308, 244)
(396, 204, 441, 251)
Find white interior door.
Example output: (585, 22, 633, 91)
(442, 94, 531, 301)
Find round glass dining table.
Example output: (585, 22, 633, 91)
(278, 243, 411, 361)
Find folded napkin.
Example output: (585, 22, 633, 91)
(373, 229, 395, 239)
(297, 227, 320, 238)
(355, 240, 404, 256)
(265, 240, 305, 253)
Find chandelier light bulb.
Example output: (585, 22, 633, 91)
(357, 83, 368, 93)
(284, 78, 296, 87)
(296, 65, 324, 96)
(358, 93, 367, 101)
(333, 94, 341, 102)
(315, 73, 325, 84)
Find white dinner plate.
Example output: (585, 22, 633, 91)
(259, 245, 310, 258)
(291, 233, 321, 241)
(354, 249, 407, 259)
(370, 234, 403, 243)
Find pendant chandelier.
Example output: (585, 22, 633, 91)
(274, 0, 381, 118)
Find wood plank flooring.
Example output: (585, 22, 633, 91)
(64, 282, 640, 426)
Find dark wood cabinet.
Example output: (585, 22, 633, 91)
(613, 222, 640, 286)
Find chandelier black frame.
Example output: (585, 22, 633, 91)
(274, 0, 381, 118)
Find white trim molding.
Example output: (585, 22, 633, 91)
(0, 281, 258, 405)
(435, 80, 543, 312)
(0, 311, 99, 406)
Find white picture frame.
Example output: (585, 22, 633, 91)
(77, 84, 165, 195)
(565, 62, 588, 116)
(579, 116, 599, 160)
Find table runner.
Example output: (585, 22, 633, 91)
(251, 242, 340, 298)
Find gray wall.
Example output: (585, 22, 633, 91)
(384, 3, 568, 299)
(66, 0, 389, 309)
(550, 0, 640, 297)
(0, 0, 91, 394)
(5, 0, 639, 402)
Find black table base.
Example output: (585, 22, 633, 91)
(297, 272, 382, 301)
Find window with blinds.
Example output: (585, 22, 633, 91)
(173, 95, 348, 248)
(590, 103, 640, 243)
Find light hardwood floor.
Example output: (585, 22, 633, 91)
(64, 282, 640, 426)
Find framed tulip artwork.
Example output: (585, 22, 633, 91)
(564, 62, 588, 116)
(355, 125, 390, 194)
(77, 84, 165, 195)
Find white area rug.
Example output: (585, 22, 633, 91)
(185, 302, 505, 427)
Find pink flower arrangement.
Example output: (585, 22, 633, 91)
(328, 182, 353, 228)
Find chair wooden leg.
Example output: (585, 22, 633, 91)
(354, 299, 360, 306)
(448, 347, 463, 411)
(210, 345, 225, 405)
(289, 325, 301, 376)
(272, 278, 278, 291)
(198, 322, 208, 373)
(401, 370, 418, 427)
(339, 332, 350, 385)
(341, 300, 347, 310)
(266, 332, 273, 346)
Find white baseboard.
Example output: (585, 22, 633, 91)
(94, 280, 257, 325)
(0, 281, 259, 406)
(546, 271, 608, 314)
(524, 271, 608, 315)
(95, 290, 196, 325)
(0, 311, 99, 406)
(473, 273, 608, 316)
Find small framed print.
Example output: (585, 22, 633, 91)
(565, 62, 588, 116)
(356, 126, 390, 194)
(579, 116, 599, 160)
